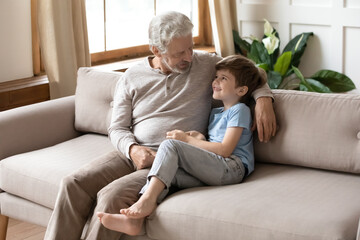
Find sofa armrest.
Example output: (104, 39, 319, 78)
(0, 96, 81, 160)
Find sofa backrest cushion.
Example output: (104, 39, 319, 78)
(254, 89, 360, 174)
(75, 67, 122, 135)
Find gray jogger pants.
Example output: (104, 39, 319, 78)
(140, 139, 246, 202)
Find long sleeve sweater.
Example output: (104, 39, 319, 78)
(108, 51, 273, 158)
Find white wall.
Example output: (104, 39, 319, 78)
(0, 0, 359, 90)
(236, 0, 360, 91)
(0, 1, 33, 83)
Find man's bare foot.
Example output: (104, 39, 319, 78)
(120, 196, 157, 219)
(97, 212, 144, 236)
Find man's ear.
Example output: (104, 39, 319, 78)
(237, 86, 248, 96)
(152, 46, 162, 58)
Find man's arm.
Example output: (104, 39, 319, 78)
(251, 83, 277, 142)
(108, 78, 155, 169)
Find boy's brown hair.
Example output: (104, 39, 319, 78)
(215, 55, 267, 104)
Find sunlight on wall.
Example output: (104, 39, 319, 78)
(0, 1, 33, 83)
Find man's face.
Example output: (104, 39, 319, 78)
(160, 34, 194, 73)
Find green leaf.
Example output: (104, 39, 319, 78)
(299, 83, 308, 91)
(267, 70, 282, 89)
(257, 63, 269, 71)
(293, 66, 332, 93)
(278, 73, 300, 90)
(248, 40, 271, 67)
(292, 66, 305, 82)
(274, 51, 292, 76)
(292, 66, 315, 92)
(283, 32, 313, 67)
(233, 30, 251, 56)
(311, 70, 356, 92)
(304, 79, 332, 93)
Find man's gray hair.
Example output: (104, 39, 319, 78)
(149, 11, 194, 53)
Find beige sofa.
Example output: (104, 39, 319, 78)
(0, 67, 359, 240)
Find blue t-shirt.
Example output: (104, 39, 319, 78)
(207, 103, 254, 174)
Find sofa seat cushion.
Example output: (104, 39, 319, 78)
(0, 134, 114, 209)
(147, 163, 360, 240)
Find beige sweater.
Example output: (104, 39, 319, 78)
(108, 51, 273, 158)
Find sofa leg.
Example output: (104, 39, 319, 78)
(0, 214, 9, 240)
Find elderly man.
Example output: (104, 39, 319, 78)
(45, 11, 276, 240)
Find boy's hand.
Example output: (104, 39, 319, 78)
(166, 130, 189, 142)
(186, 131, 206, 140)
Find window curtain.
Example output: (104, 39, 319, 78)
(37, 0, 90, 99)
(208, 0, 237, 57)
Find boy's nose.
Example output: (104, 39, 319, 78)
(213, 77, 219, 83)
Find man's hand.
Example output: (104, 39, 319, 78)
(251, 97, 277, 143)
(166, 130, 189, 142)
(129, 145, 156, 170)
(186, 131, 206, 140)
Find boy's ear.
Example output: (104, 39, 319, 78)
(237, 86, 248, 96)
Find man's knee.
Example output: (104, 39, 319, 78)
(96, 170, 149, 212)
(59, 174, 78, 193)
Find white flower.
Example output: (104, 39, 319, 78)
(262, 34, 279, 55)
(264, 19, 273, 37)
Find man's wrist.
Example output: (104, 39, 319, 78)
(127, 143, 138, 160)
(256, 96, 273, 104)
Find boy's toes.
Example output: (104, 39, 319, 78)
(128, 210, 136, 216)
(120, 208, 130, 215)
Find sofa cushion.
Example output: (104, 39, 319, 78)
(0, 134, 114, 209)
(75, 67, 122, 135)
(147, 163, 360, 240)
(254, 90, 360, 174)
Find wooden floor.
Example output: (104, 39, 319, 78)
(6, 218, 45, 240)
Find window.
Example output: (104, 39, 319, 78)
(85, 0, 212, 64)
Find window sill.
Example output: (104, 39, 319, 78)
(0, 75, 50, 111)
(0, 45, 215, 111)
(91, 45, 216, 72)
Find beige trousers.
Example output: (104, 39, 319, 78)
(44, 151, 149, 240)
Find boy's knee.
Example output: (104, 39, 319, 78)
(160, 139, 183, 151)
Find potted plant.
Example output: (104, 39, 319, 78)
(233, 20, 356, 93)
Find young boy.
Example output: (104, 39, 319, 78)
(97, 55, 267, 235)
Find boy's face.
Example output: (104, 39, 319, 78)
(212, 69, 247, 106)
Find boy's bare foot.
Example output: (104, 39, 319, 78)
(97, 212, 144, 236)
(120, 196, 157, 219)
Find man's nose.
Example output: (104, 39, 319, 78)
(184, 49, 193, 62)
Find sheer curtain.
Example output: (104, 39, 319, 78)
(37, 0, 90, 99)
(208, 0, 237, 57)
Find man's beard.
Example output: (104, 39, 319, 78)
(162, 57, 191, 74)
